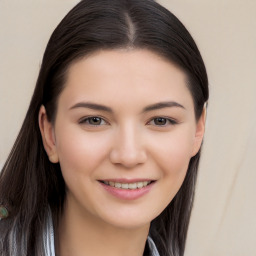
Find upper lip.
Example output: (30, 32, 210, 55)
(98, 178, 155, 183)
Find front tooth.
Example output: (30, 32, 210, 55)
(115, 182, 122, 188)
(108, 181, 151, 189)
(137, 182, 144, 188)
(129, 183, 137, 189)
(121, 183, 129, 189)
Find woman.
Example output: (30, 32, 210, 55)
(0, 0, 209, 255)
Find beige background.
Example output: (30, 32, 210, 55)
(0, 0, 256, 255)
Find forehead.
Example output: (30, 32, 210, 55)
(59, 49, 194, 110)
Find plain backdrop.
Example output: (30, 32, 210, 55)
(0, 1, 256, 255)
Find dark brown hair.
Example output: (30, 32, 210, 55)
(0, 0, 209, 255)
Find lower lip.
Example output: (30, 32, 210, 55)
(99, 182, 155, 200)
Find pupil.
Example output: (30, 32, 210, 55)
(90, 117, 101, 125)
(155, 118, 166, 125)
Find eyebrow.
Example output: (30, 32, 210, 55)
(142, 101, 185, 112)
(69, 101, 185, 113)
(69, 102, 113, 113)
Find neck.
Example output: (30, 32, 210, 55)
(56, 197, 150, 256)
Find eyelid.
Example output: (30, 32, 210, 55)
(146, 116, 178, 126)
(78, 115, 178, 127)
(78, 116, 109, 126)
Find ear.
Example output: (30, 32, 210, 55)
(191, 106, 207, 157)
(38, 105, 59, 163)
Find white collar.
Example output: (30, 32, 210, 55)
(147, 236, 160, 256)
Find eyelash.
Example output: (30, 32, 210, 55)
(147, 117, 178, 126)
(79, 116, 178, 127)
(79, 116, 108, 126)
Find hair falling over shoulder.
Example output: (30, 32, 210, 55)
(0, 0, 208, 255)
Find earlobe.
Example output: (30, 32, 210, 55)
(38, 105, 59, 163)
(192, 106, 207, 156)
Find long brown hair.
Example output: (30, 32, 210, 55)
(0, 0, 209, 255)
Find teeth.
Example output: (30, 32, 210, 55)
(103, 181, 151, 190)
(128, 183, 137, 189)
(137, 182, 144, 188)
(115, 182, 122, 188)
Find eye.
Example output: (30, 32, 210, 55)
(147, 117, 177, 126)
(79, 116, 107, 126)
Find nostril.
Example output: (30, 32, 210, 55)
(109, 148, 147, 168)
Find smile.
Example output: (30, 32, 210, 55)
(99, 179, 156, 200)
(101, 181, 152, 190)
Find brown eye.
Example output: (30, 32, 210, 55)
(88, 117, 102, 125)
(154, 117, 167, 126)
(79, 116, 107, 126)
(147, 117, 177, 126)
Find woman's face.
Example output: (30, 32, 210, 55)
(40, 49, 205, 229)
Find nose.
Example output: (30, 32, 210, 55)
(109, 124, 147, 169)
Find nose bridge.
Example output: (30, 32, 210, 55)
(110, 120, 147, 168)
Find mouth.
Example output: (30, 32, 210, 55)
(98, 179, 156, 200)
(99, 180, 154, 190)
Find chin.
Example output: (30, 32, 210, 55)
(106, 217, 151, 230)
(97, 208, 160, 231)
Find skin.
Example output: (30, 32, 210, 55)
(39, 49, 205, 256)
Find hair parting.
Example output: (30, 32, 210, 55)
(0, 1, 208, 255)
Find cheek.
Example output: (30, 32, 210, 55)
(143, 130, 195, 217)
(148, 127, 194, 178)
(54, 125, 111, 177)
